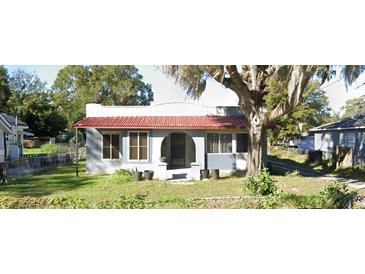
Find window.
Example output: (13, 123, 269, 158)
(237, 133, 248, 152)
(102, 133, 120, 159)
(344, 131, 355, 148)
(207, 133, 232, 153)
(220, 134, 232, 153)
(207, 133, 219, 153)
(129, 132, 148, 161)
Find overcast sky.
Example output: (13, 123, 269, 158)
(5, 65, 365, 113)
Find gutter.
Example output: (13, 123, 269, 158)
(310, 126, 365, 132)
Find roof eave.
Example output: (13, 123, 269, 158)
(310, 126, 365, 132)
(73, 126, 247, 130)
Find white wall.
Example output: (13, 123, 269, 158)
(86, 103, 243, 117)
(0, 130, 5, 162)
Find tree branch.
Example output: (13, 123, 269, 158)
(269, 66, 314, 122)
(225, 65, 255, 114)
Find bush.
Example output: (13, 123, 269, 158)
(243, 168, 278, 196)
(114, 194, 148, 209)
(116, 169, 134, 183)
(320, 181, 357, 209)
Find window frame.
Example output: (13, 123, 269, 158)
(206, 132, 248, 154)
(101, 131, 121, 160)
(128, 131, 149, 162)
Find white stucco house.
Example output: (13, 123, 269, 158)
(73, 103, 249, 180)
(0, 114, 28, 162)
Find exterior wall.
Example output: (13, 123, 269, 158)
(84, 103, 248, 176)
(86, 128, 206, 174)
(314, 129, 365, 166)
(296, 136, 314, 150)
(86, 103, 244, 117)
(206, 153, 248, 171)
(6, 128, 25, 160)
(0, 130, 5, 162)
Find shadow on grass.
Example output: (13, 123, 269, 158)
(0, 162, 102, 197)
(268, 155, 335, 176)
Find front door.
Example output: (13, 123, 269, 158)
(170, 133, 185, 168)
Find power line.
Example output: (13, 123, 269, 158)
(321, 77, 343, 89)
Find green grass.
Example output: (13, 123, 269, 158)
(269, 147, 365, 181)
(0, 161, 337, 205)
(334, 166, 365, 181)
(24, 144, 71, 155)
(269, 147, 308, 164)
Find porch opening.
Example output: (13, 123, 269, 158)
(161, 132, 196, 170)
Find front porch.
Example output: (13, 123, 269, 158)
(166, 168, 191, 181)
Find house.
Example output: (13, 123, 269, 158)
(0, 115, 12, 162)
(290, 133, 314, 151)
(0, 114, 29, 161)
(73, 103, 249, 180)
(309, 114, 365, 166)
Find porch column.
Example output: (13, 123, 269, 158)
(189, 162, 201, 180)
(192, 134, 205, 169)
(232, 133, 237, 153)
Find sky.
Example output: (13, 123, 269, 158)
(5, 65, 365, 113)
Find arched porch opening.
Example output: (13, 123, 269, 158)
(161, 132, 196, 169)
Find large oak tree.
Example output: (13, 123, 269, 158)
(162, 65, 365, 176)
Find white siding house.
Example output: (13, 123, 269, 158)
(0, 116, 12, 163)
(310, 114, 365, 166)
(0, 114, 29, 161)
(74, 103, 249, 180)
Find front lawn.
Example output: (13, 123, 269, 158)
(269, 147, 365, 181)
(0, 160, 350, 208)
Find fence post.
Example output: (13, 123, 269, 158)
(76, 128, 79, 177)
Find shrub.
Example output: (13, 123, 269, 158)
(151, 197, 195, 208)
(114, 194, 148, 209)
(51, 197, 91, 209)
(243, 168, 278, 196)
(116, 169, 134, 183)
(276, 193, 328, 209)
(320, 181, 357, 209)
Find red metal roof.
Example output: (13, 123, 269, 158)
(73, 116, 248, 129)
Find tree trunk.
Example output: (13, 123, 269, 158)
(246, 124, 268, 176)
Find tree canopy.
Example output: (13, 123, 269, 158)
(341, 95, 365, 118)
(6, 69, 67, 137)
(162, 65, 365, 175)
(267, 80, 332, 144)
(0, 65, 11, 113)
(52, 65, 153, 129)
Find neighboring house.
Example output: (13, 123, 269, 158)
(73, 103, 249, 180)
(310, 114, 365, 166)
(290, 134, 314, 151)
(0, 115, 12, 163)
(0, 114, 29, 161)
